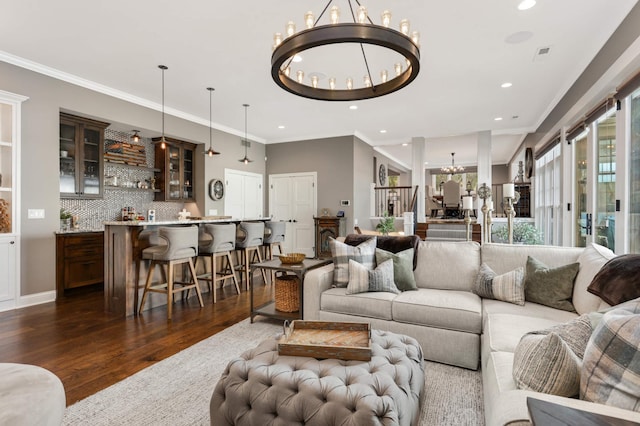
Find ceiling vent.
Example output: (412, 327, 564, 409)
(533, 46, 552, 62)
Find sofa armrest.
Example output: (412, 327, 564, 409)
(527, 394, 640, 424)
(303, 264, 335, 320)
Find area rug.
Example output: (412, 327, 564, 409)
(63, 319, 484, 425)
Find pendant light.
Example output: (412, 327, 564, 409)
(238, 104, 253, 164)
(158, 65, 168, 149)
(204, 87, 220, 157)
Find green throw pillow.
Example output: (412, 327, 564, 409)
(525, 256, 580, 312)
(375, 248, 417, 291)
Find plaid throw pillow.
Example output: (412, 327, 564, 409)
(581, 299, 640, 410)
(330, 237, 376, 288)
(475, 263, 525, 305)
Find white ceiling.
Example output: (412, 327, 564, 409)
(1, 0, 637, 169)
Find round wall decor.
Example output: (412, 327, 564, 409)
(209, 179, 224, 200)
(378, 164, 387, 185)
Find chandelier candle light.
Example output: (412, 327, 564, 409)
(271, 1, 420, 101)
(442, 152, 464, 175)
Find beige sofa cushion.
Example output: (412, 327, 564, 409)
(413, 241, 481, 291)
(482, 298, 578, 325)
(483, 313, 573, 354)
(392, 288, 482, 334)
(573, 243, 615, 315)
(481, 243, 582, 275)
(320, 287, 396, 320)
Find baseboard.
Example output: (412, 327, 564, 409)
(17, 291, 56, 309)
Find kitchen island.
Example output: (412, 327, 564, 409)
(104, 217, 267, 317)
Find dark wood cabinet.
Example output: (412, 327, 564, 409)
(515, 184, 531, 218)
(314, 216, 346, 258)
(59, 113, 109, 198)
(153, 137, 196, 202)
(56, 232, 104, 297)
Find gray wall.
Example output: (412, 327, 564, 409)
(0, 61, 265, 296)
(265, 136, 355, 227)
(353, 137, 374, 233)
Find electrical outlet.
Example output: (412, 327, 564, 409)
(340, 200, 350, 206)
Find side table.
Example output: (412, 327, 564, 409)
(250, 258, 332, 323)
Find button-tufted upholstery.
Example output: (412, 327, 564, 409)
(210, 329, 424, 426)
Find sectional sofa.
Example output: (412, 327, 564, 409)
(303, 238, 640, 425)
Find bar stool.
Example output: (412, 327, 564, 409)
(235, 221, 267, 290)
(262, 221, 286, 284)
(138, 225, 203, 320)
(263, 221, 286, 260)
(196, 223, 241, 303)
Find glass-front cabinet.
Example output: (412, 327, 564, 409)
(59, 113, 109, 198)
(153, 137, 195, 202)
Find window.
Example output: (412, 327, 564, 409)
(595, 112, 616, 250)
(535, 144, 562, 245)
(629, 88, 640, 253)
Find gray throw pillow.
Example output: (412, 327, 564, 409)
(513, 314, 593, 397)
(330, 237, 376, 288)
(375, 248, 417, 291)
(525, 256, 580, 312)
(475, 263, 525, 305)
(346, 259, 399, 295)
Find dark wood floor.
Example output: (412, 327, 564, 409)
(0, 282, 273, 405)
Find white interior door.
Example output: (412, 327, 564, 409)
(269, 172, 316, 257)
(224, 169, 264, 219)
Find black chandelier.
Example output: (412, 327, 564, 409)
(271, 0, 420, 101)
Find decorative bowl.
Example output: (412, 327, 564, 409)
(278, 253, 305, 264)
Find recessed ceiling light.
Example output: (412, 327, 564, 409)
(380, 130, 387, 134)
(349, 105, 358, 110)
(494, 117, 503, 121)
(518, 0, 536, 11)
(402, 143, 409, 146)
(501, 82, 513, 88)
(278, 125, 285, 129)
(292, 54, 303, 63)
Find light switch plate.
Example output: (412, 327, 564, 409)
(28, 209, 45, 219)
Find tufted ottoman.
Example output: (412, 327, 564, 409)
(210, 329, 424, 426)
(0, 363, 66, 426)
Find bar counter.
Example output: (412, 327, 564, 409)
(104, 217, 266, 317)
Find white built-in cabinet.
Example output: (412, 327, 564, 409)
(0, 90, 27, 312)
(269, 172, 317, 257)
(224, 169, 263, 220)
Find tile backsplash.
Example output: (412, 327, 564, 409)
(60, 129, 184, 229)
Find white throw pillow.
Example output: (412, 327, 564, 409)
(573, 243, 615, 314)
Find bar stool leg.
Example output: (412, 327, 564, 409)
(226, 251, 241, 294)
(210, 253, 219, 303)
(138, 261, 156, 315)
(167, 262, 174, 320)
(188, 258, 204, 308)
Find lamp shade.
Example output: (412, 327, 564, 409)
(503, 183, 515, 198)
(462, 196, 473, 210)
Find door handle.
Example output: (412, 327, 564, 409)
(585, 213, 592, 235)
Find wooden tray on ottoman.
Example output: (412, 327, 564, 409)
(278, 320, 372, 361)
